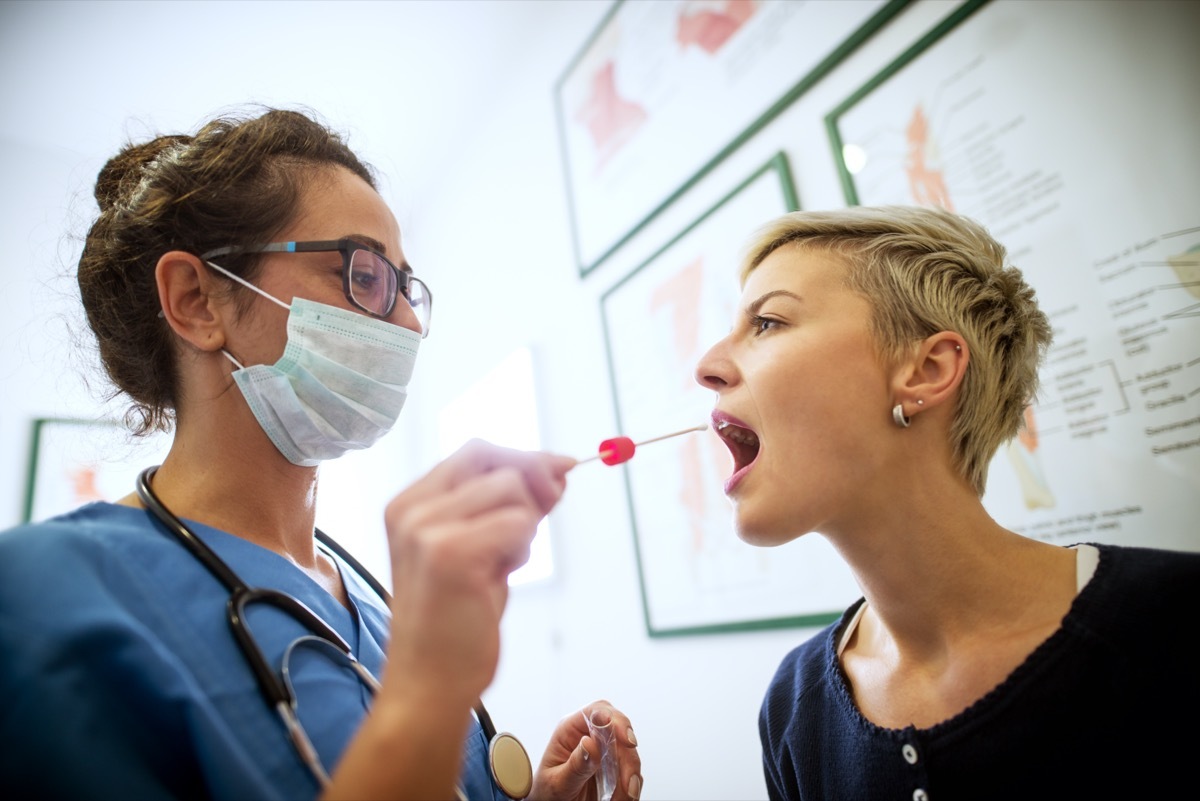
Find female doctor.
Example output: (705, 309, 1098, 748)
(0, 106, 642, 801)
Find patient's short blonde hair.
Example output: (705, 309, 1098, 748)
(740, 205, 1052, 495)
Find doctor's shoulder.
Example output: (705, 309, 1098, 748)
(0, 501, 186, 615)
(0, 502, 216, 799)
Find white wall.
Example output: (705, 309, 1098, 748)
(4, 2, 1196, 800)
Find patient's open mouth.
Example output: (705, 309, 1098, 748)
(715, 418, 760, 474)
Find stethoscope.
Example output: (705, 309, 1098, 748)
(136, 466, 534, 800)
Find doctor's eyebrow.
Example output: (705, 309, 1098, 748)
(344, 234, 414, 273)
(345, 233, 388, 253)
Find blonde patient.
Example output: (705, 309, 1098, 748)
(695, 205, 1200, 800)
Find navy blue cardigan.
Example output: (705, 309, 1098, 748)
(759, 543, 1200, 800)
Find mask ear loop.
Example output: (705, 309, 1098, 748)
(206, 260, 292, 372)
(205, 260, 292, 310)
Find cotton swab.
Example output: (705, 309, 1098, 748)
(575, 424, 709, 466)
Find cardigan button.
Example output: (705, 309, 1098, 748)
(902, 743, 919, 765)
(913, 789, 930, 801)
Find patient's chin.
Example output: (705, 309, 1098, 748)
(735, 518, 788, 548)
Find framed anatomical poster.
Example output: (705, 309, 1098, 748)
(22, 417, 170, 523)
(557, 0, 909, 277)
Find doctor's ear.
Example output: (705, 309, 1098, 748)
(891, 333, 968, 416)
(155, 251, 230, 353)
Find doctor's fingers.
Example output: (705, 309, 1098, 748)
(388, 464, 552, 533)
(583, 702, 642, 801)
(386, 469, 546, 568)
(407, 439, 575, 515)
(454, 443, 573, 515)
(579, 701, 638, 745)
(555, 737, 641, 801)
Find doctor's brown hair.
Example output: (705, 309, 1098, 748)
(77, 107, 377, 436)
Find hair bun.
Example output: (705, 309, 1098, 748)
(93, 134, 191, 211)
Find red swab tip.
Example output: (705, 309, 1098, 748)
(575, 424, 708, 467)
(598, 436, 636, 465)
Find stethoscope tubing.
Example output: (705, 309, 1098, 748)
(138, 467, 354, 710)
(135, 467, 502, 740)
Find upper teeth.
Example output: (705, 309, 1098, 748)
(716, 420, 758, 445)
(724, 427, 757, 446)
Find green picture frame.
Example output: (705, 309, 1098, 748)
(22, 417, 170, 524)
(556, 0, 911, 278)
(825, 0, 987, 206)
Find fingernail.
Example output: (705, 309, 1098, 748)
(628, 774, 642, 799)
(581, 744, 589, 763)
(627, 727, 637, 747)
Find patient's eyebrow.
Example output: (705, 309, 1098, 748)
(747, 289, 802, 315)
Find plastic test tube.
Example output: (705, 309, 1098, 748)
(585, 707, 620, 801)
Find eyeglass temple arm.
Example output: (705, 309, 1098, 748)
(202, 241, 346, 260)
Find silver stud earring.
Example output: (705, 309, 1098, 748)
(955, 345, 962, 352)
(892, 404, 910, 428)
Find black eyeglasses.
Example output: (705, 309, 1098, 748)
(201, 238, 432, 337)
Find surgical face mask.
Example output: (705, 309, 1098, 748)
(208, 261, 421, 466)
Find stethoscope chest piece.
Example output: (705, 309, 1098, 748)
(489, 731, 533, 800)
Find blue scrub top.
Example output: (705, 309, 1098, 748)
(0, 502, 507, 800)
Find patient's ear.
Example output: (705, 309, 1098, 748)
(891, 332, 968, 417)
(155, 251, 228, 353)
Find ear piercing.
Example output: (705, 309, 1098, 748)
(894, 399, 924, 427)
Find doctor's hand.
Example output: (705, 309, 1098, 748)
(330, 445, 574, 801)
(381, 439, 575, 704)
(529, 700, 643, 801)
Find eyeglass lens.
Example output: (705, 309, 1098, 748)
(348, 249, 431, 334)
